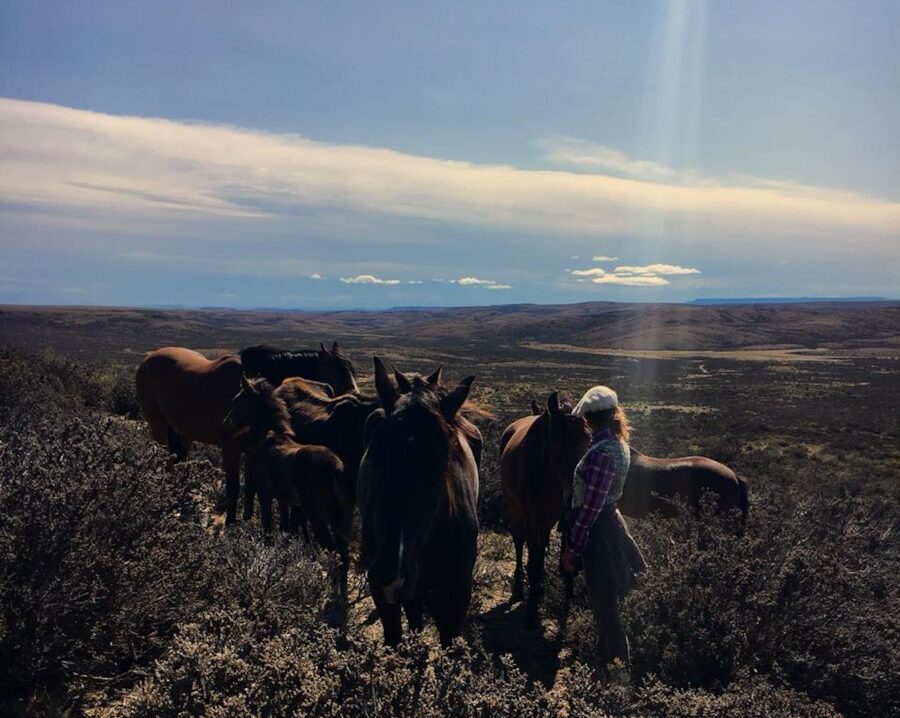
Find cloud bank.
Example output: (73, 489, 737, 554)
(2, 98, 898, 251)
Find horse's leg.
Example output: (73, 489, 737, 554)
(435, 576, 472, 647)
(525, 534, 547, 628)
(258, 485, 274, 541)
(242, 453, 255, 521)
(222, 445, 241, 525)
(290, 506, 311, 543)
(403, 596, 424, 634)
(278, 499, 291, 533)
(167, 427, 191, 462)
(512, 533, 525, 601)
(372, 587, 403, 647)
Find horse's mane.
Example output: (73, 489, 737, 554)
(240, 344, 320, 363)
(250, 378, 295, 438)
(278, 378, 378, 425)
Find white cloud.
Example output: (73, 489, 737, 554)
(1, 99, 897, 252)
(407, 279, 423, 284)
(571, 268, 609, 277)
(339, 274, 401, 285)
(592, 274, 670, 286)
(613, 263, 701, 276)
(308, 272, 323, 279)
(569, 262, 700, 288)
(592, 255, 619, 262)
(451, 276, 512, 289)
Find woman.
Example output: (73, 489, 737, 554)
(560, 384, 646, 677)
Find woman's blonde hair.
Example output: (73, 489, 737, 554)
(583, 405, 630, 442)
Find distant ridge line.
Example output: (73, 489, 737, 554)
(687, 296, 888, 306)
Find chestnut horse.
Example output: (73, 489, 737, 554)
(135, 344, 356, 523)
(504, 393, 749, 624)
(501, 391, 589, 626)
(222, 376, 351, 599)
(359, 357, 480, 647)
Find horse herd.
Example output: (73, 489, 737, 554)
(135, 343, 748, 647)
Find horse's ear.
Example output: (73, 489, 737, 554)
(531, 399, 541, 416)
(319, 342, 330, 355)
(393, 367, 413, 393)
(547, 391, 560, 415)
(373, 356, 398, 410)
(426, 365, 443, 385)
(441, 375, 475, 419)
(331, 341, 341, 355)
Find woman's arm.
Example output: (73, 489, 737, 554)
(566, 449, 615, 557)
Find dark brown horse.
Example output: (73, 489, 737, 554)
(222, 376, 351, 599)
(136, 344, 356, 523)
(239, 342, 358, 394)
(501, 392, 589, 626)
(359, 357, 480, 647)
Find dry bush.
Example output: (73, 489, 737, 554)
(1, 346, 897, 718)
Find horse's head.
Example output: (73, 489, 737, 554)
(542, 391, 590, 486)
(222, 376, 291, 441)
(364, 356, 474, 604)
(316, 341, 359, 395)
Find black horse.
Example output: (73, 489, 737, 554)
(239, 342, 358, 394)
(359, 357, 480, 647)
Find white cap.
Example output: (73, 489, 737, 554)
(571, 385, 619, 417)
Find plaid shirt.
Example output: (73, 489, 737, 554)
(567, 429, 617, 557)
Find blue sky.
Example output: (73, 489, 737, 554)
(1, 0, 897, 308)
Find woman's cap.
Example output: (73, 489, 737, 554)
(572, 385, 619, 417)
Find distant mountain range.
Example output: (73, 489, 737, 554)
(688, 297, 888, 305)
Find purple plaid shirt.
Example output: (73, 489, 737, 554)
(567, 429, 617, 557)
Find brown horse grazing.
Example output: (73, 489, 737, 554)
(136, 347, 248, 522)
(136, 344, 355, 523)
(239, 342, 358, 394)
(359, 357, 480, 647)
(620, 450, 749, 520)
(501, 392, 590, 626)
(222, 376, 351, 599)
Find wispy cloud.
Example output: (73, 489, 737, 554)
(308, 272, 323, 280)
(540, 137, 676, 181)
(2, 98, 897, 250)
(593, 255, 619, 262)
(338, 274, 401, 285)
(613, 263, 700, 276)
(451, 276, 512, 289)
(570, 263, 701, 287)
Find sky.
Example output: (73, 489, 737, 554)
(1, 1, 898, 309)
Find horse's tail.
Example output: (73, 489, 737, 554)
(737, 475, 750, 521)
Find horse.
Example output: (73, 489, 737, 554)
(358, 357, 480, 647)
(135, 347, 247, 522)
(136, 344, 355, 523)
(239, 342, 358, 394)
(501, 391, 590, 626)
(620, 450, 749, 520)
(240, 377, 382, 525)
(222, 376, 351, 600)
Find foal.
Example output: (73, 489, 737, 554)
(223, 376, 351, 600)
